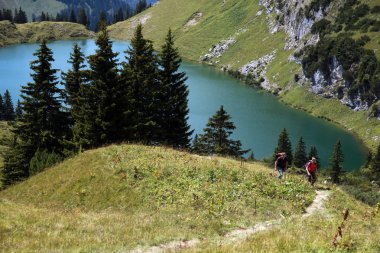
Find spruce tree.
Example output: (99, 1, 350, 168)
(125, 4, 132, 19)
(62, 43, 88, 148)
(158, 29, 192, 148)
(195, 105, 248, 157)
(273, 128, 293, 165)
(371, 145, 380, 182)
(87, 25, 122, 145)
(293, 136, 307, 167)
(78, 8, 89, 27)
(69, 9, 77, 23)
(122, 23, 160, 142)
(113, 7, 124, 23)
(15, 99, 22, 120)
(330, 140, 344, 184)
(96, 11, 107, 31)
(2, 40, 68, 185)
(308, 146, 320, 162)
(0, 94, 3, 120)
(62, 43, 86, 111)
(3, 90, 15, 121)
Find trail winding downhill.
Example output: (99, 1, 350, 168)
(129, 190, 331, 253)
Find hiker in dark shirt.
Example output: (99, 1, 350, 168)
(274, 152, 288, 180)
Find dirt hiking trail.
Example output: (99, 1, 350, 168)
(129, 190, 331, 253)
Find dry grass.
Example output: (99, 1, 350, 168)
(0, 21, 95, 47)
(0, 144, 315, 252)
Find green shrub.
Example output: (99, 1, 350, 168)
(29, 149, 63, 175)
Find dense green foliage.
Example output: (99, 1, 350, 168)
(293, 137, 308, 168)
(158, 29, 193, 147)
(330, 140, 344, 184)
(273, 128, 293, 165)
(308, 146, 320, 163)
(0, 90, 15, 121)
(2, 40, 69, 186)
(192, 106, 248, 158)
(303, 33, 380, 104)
(0, 7, 27, 23)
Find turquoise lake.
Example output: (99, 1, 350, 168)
(0, 39, 367, 170)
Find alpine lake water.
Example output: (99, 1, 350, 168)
(0, 39, 367, 170)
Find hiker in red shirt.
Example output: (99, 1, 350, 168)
(306, 157, 318, 186)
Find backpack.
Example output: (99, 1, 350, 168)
(305, 161, 311, 170)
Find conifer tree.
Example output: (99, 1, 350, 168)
(125, 4, 132, 19)
(69, 9, 77, 23)
(113, 7, 124, 23)
(78, 8, 89, 27)
(371, 145, 380, 182)
(293, 136, 307, 167)
(62, 44, 86, 111)
(0, 94, 3, 120)
(122, 23, 160, 142)
(3, 90, 15, 121)
(87, 25, 122, 145)
(273, 128, 293, 165)
(308, 146, 320, 162)
(15, 99, 22, 120)
(195, 105, 248, 157)
(96, 11, 107, 31)
(330, 140, 344, 184)
(158, 29, 192, 147)
(62, 43, 87, 147)
(2, 40, 68, 185)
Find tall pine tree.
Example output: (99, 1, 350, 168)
(158, 29, 192, 148)
(2, 40, 68, 186)
(2, 90, 15, 121)
(308, 146, 320, 162)
(330, 140, 344, 184)
(273, 128, 293, 165)
(371, 144, 380, 183)
(87, 25, 123, 145)
(0, 94, 3, 120)
(122, 23, 160, 142)
(194, 105, 248, 157)
(293, 136, 307, 167)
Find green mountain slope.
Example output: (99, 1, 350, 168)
(0, 144, 378, 252)
(108, 0, 380, 151)
(0, 20, 95, 46)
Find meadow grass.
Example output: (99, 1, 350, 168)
(183, 188, 380, 252)
(0, 144, 315, 252)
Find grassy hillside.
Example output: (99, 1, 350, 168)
(0, 121, 12, 187)
(0, 0, 66, 21)
(0, 144, 378, 252)
(0, 144, 316, 252)
(108, 0, 380, 151)
(0, 20, 95, 47)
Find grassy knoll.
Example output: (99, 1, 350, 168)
(0, 21, 95, 47)
(184, 188, 380, 252)
(0, 144, 314, 252)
